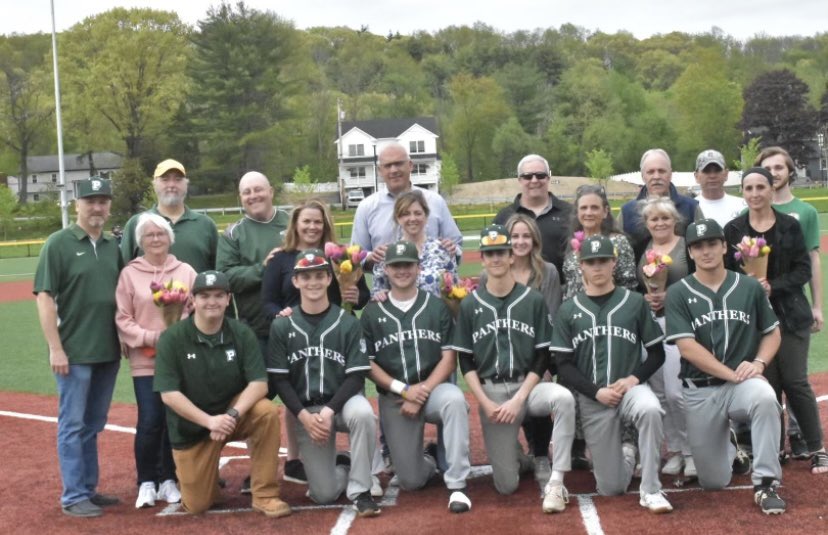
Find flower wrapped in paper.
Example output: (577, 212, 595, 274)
(641, 250, 673, 294)
(150, 279, 189, 327)
(440, 272, 478, 318)
(324, 242, 367, 312)
(733, 236, 771, 279)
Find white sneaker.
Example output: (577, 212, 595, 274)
(370, 475, 383, 498)
(135, 482, 156, 509)
(683, 456, 697, 478)
(156, 479, 181, 504)
(542, 481, 569, 513)
(661, 454, 684, 475)
(639, 490, 673, 514)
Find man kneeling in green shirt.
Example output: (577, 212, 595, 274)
(154, 270, 290, 517)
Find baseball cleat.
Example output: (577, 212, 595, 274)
(639, 491, 673, 514)
(371, 475, 384, 498)
(789, 434, 809, 460)
(542, 482, 569, 514)
(754, 484, 785, 515)
(661, 454, 684, 476)
(283, 459, 308, 484)
(353, 491, 381, 517)
(448, 490, 471, 514)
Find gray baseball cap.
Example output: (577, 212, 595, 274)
(695, 149, 726, 171)
(685, 218, 725, 245)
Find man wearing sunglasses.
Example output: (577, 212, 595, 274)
(493, 154, 572, 277)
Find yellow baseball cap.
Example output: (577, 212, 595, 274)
(153, 159, 186, 178)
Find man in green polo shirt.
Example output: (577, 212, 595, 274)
(34, 177, 124, 518)
(153, 270, 291, 518)
(121, 158, 217, 273)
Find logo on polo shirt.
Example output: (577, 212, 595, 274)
(573, 313, 582, 319)
(187, 353, 196, 360)
(474, 307, 483, 315)
(226, 349, 236, 362)
(76, 252, 85, 256)
(688, 297, 698, 304)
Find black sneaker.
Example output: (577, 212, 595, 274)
(730, 429, 751, 475)
(283, 459, 308, 484)
(354, 491, 381, 517)
(754, 483, 786, 515)
(62, 499, 103, 517)
(789, 434, 809, 460)
(240, 475, 252, 495)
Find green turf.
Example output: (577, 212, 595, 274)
(0, 256, 38, 281)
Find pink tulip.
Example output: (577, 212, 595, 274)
(756, 238, 766, 248)
(734, 251, 742, 261)
(570, 239, 581, 251)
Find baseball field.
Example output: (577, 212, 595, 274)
(1, 228, 827, 534)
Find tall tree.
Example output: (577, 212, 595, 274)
(60, 8, 190, 161)
(741, 69, 818, 164)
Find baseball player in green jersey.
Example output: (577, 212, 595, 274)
(362, 241, 472, 513)
(664, 219, 786, 515)
(449, 225, 575, 514)
(267, 250, 381, 517)
(552, 235, 673, 513)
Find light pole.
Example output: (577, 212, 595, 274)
(50, 0, 68, 228)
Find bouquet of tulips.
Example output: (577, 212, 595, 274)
(570, 230, 586, 254)
(440, 272, 478, 318)
(641, 250, 673, 294)
(151, 280, 189, 327)
(733, 236, 771, 279)
(324, 242, 368, 311)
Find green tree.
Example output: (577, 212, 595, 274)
(491, 117, 542, 178)
(584, 148, 614, 188)
(0, 184, 17, 239)
(439, 152, 460, 196)
(292, 165, 316, 196)
(733, 137, 763, 171)
(110, 158, 151, 220)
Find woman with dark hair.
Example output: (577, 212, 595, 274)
(724, 167, 828, 474)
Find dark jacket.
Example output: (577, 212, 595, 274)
(620, 183, 699, 262)
(723, 209, 813, 333)
(494, 192, 572, 278)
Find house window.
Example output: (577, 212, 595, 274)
(348, 144, 365, 157)
(33, 193, 40, 201)
(52, 174, 57, 183)
(413, 164, 429, 175)
(410, 140, 425, 154)
(32, 175, 38, 183)
(349, 167, 366, 178)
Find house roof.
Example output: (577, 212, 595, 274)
(26, 152, 124, 173)
(339, 117, 438, 140)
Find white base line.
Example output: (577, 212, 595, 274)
(577, 495, 605, 535)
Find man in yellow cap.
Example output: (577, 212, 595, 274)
(121, 159, 218, 273)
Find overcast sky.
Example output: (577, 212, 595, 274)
(4, 0, 828, 40)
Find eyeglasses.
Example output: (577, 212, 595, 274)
(518, 172, 549, 181)
(575, 184, 607, 197)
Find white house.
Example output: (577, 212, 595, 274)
(7, 152, 123, 202)
(334, 117, 441, 197)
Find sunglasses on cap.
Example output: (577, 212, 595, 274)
(518, 172, 549, 181)
(575, 184, 607, 197)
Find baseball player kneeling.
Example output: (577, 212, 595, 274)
(664, 219, 785, 515)
(552, 235, 673, 514)
(363, 240, 472, 513)
(449, 225, 575, 514)
(267, 250, 381, 517)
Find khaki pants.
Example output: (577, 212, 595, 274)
(172, 399, 282, 514)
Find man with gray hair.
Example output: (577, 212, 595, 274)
(493, 154, 572, 275)
(618, 148, 701, 261)
(693, 149, 745, 228)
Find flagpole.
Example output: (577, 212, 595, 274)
(50, 0, 68, 228)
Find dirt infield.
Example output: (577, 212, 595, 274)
(2, 376, 828, 535)
(0, 280, 33, 303)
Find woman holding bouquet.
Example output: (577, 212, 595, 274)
(637, 197, 694, 479)
(115, 213, 196, 508)
(724, 167, 828, 473)
(371, 189, 457, 299)
(562, 185, 637, 300)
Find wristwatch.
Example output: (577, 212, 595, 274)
(226, 408, 240, 421)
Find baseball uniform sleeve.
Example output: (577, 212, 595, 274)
(638, 296, 665, 347)
(534, 294, 553, 349)
(664, 282, 695, 343)
(343, 315, 371, 374)
(266, 318, 290, 374)
(438, 298, 454, 349)
(360, 307, 377, 360)
(549, 303, 574, 353)
(447, 295, 474, 353)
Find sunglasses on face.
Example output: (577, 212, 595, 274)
(518, 172, 549, 181)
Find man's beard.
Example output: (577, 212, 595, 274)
(158, 192, 185, 206)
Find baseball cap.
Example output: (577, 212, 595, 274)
(75, 177, 112, 199)
(685, 218, 725, 245)
(192, 270, 230, 294)
(579, 235, 617, 261)
(153, 159, 186, 178)
(293, 249, 330, 272)
(479, 224, 511, 252)
(695, 149, 726, 171)
(385, 240, 419, 265)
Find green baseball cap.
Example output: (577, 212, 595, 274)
(293, 248, 330, 272)
(479, 224, 511, 252)
(385, 240, 419, 265)
(192, 270, 230, 294)
(685, 218, 724, 245)
(75, 177, 112, 199)
(579, 235, 617, 261)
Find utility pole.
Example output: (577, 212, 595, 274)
(50, 0, 69, 228)
(337, 98, 345, 210)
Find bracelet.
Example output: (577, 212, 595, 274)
(753, 359, 767, 369)
(390, 379, 407, 395)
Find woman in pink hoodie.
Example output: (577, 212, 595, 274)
(115, 212, 196, 509)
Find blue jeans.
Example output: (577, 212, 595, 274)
(54, 360, 120, 506)
(133, 376, 176, 485)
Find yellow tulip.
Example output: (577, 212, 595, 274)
(662, 255, 673, 265)
(761, 246, 771, 256)
(340, 259, 353, 273)
(345, 245, 360, 256)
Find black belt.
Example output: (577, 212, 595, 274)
(302, 396, 333, 407)
(480, 373, 526, 385)
(682, 378, 726, 388)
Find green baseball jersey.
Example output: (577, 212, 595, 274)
(267, 305, 370, 404)
(153, 316, 267, 449)
(664, 271, 779, 380)
(33, 224, 123, 364)
(122, 205, 218, 273)
(216, 211, 289, 336)
(774, 198, 820, 251)
(550, 288, 663, 386)
(361, 291, 453, 383)
(449, 282, 552, 379)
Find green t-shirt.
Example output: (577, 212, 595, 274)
(361, 291, 453, 383)
(773, 198, 820, 251)
(33, 224, 123, 364)
(153, 316, 266, 449)
(216, 211, 289, 336)
(448, 283, 552, 379)
(122, 205, 218, 273)
(664, 271, 779, 380)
